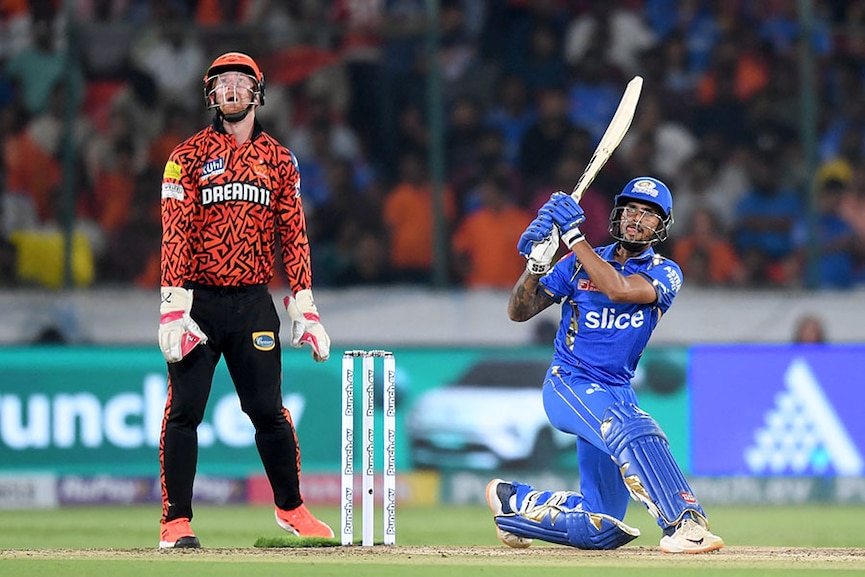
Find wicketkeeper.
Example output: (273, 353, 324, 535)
(488, 178, 724, 554)
(157, 52, 332, 548)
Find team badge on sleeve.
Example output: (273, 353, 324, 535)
(161, 182, 184, 200)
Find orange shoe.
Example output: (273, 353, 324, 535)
(159, 517, 201, 549)
(275, 504, 334, 538)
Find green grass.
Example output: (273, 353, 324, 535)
(1, 504, 864, 576)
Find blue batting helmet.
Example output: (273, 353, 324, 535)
(609, 177, 674, 246)
(614, 177, 673, 218)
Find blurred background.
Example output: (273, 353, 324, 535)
(0, 0, 863, 513)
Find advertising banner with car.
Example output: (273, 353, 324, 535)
(0, 346, 687, 477)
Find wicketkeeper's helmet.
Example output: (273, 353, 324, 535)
(203, 52, 266, 115)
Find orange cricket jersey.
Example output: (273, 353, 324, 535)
(160, 119, 311, 292)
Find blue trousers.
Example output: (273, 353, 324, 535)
(513, 363, 638, 520)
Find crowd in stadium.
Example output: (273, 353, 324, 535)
(1, 0, 864, 290)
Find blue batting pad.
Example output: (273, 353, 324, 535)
(602, 401, 707, 529)
(495, 510, 640, 550)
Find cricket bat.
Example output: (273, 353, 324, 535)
(571, 75, 643, 201)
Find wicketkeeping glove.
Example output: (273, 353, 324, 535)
(158, 287, 208, 363)
(525, 226, 560, 275)
(548, 191, 586, 248)
(284, 288, 331, 362)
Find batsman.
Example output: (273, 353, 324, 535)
(487, 177, 724, 553)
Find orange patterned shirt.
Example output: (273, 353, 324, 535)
(160, 119, 311, 292)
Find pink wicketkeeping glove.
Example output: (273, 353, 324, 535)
(284, 289, 330, 362)
(158, 287, 208, 363)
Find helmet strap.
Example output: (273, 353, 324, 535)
(217, 104, 254, 123)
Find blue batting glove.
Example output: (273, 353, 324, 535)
(548, 192, 586, 248)
(536, 193, 565, 218)
(536, 190, 575, 217)
(517, 214, 554, 257)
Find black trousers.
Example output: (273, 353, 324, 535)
(160, 284, 302, 522)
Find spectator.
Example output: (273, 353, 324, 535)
(89, 138, 136, 237)
(637, 33, 697, 124)
(791, 178, 857, 289)
(130, 10, 205, 109)
(567, 52, 623, 146)
(732, 148, 802, 286)
(445, 95, 485, 180)
(330, 0, 386, 161)
(4, 20, 85, 116)
(505, 19, 568, 95)
(437, 0, 493, 105)
(672, 207, 745, 287)
(839, 167, 865, 284)
(83, 106, 148, 193)
(816, 123, 863, 193)
(2, 104, 62, 225)
(383, 149, 456, 284)
(671, 153, 738, 239)
(309, 157, 387, 287)
(695, 130, 750, 220)
(563, 0, 657, 77)
(617, 91, 698, 183)
(792, 314, 827, 344)
(147, 103, 197, 173)
(99, 167, 161, 287)
(394, 101, 429, 159)
(449, 126, 522, 217)
(288, 91, 361, 168)
(485, 73, 537, 169)
(451, 173, 533, 288)
(518, 86, 575, 194)
(695, 28, 769, 106)
(651, 0, 720, 77)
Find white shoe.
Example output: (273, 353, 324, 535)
(659, 517, 724, 554)
(485, 479, 532, 549)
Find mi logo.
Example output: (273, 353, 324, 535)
(745, 358, 863, 475)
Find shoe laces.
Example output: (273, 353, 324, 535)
(675, 517, 708, 539)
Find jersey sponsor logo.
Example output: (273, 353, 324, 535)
(584, 307, 645, 330)
(161, 182, 184, 200)
(201, 157, 226, 180)
(577, 278, 599, 292)
(252, 331, 276, 351)
(163, 161, 182, 180)
(201, 182, 272, 206)
(663, 265, 682, 292)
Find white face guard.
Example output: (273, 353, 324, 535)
(205, 72, 260, 111)
(608, 203, 671, 248)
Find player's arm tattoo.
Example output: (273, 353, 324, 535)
(508, 270, 555, 322)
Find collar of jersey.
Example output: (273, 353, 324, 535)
(211, 115, 264, 140)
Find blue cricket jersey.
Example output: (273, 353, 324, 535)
(539, 243, 683, 386)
